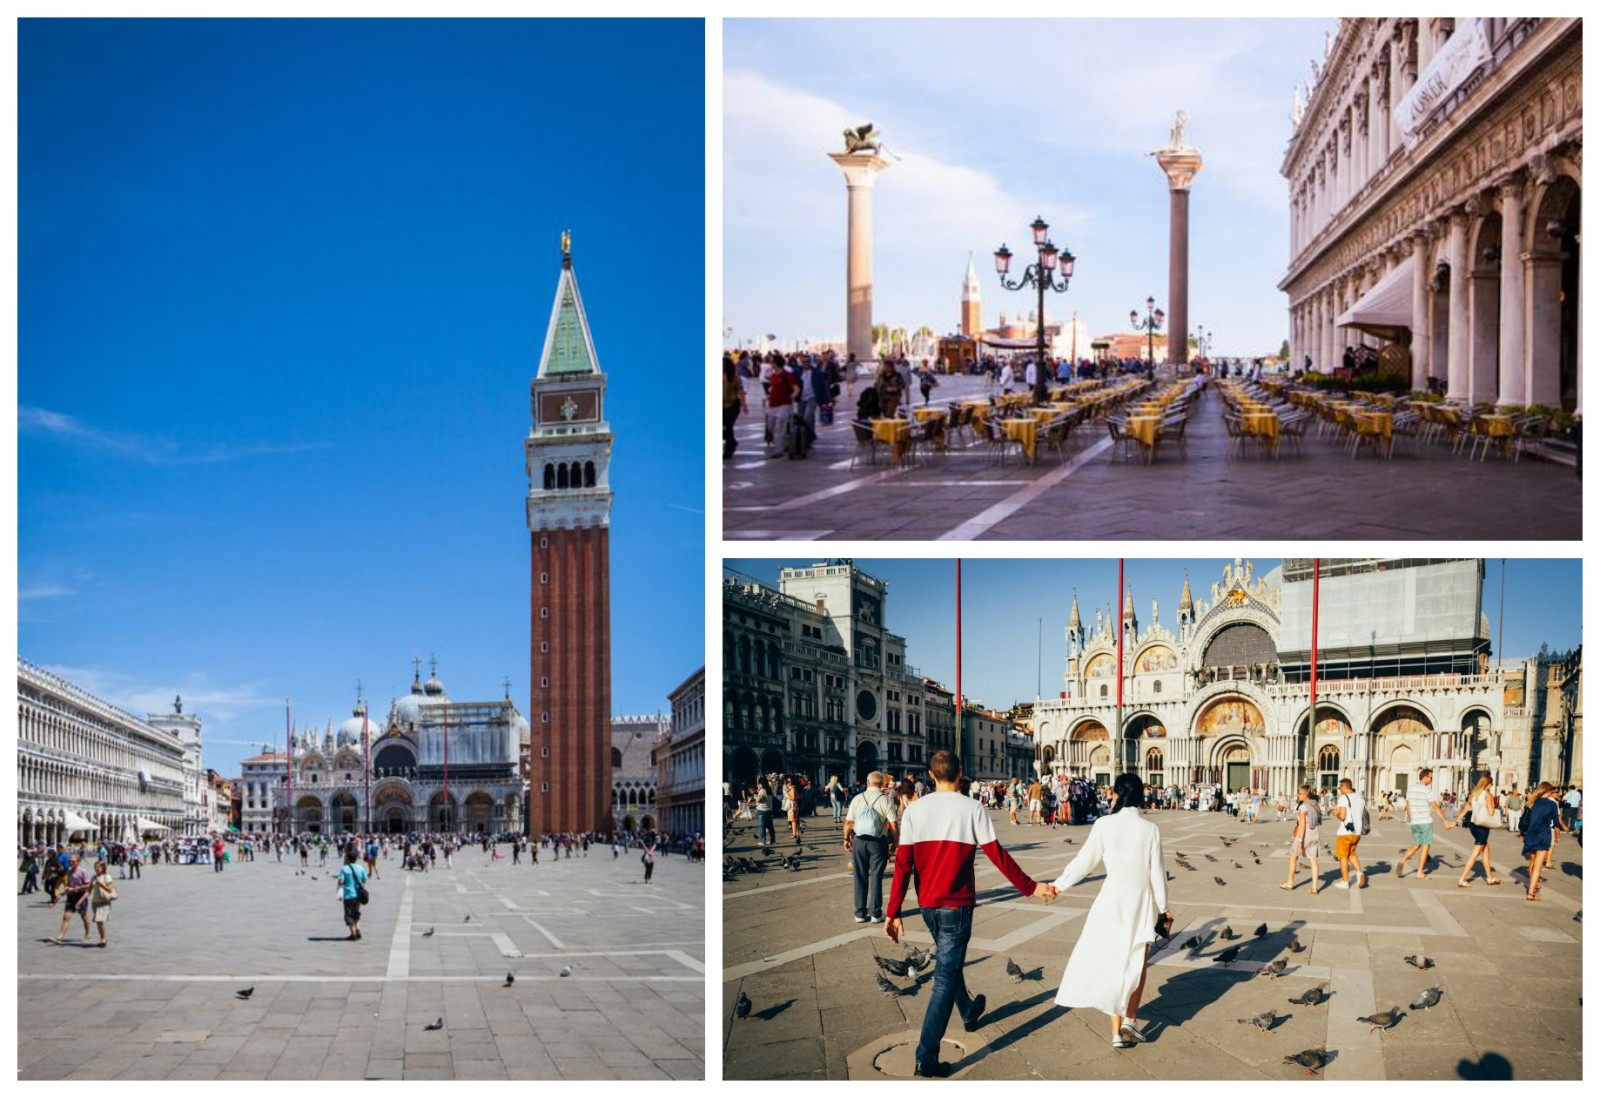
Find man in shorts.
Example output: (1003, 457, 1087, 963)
(1281, 785, 1323, 893)
(1396, 767, 1454, 879)
(1331, 777, 1366, 889)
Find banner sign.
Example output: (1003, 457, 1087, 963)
(1394, 20, 1491, 150)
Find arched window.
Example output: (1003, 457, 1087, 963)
(1318, 744, 1340, 770)
(611, 747, 623, 768)
(557, 464, 569, 489)
(725, 698, 736, 730)
(584, 461, 595, 487)
(1100, 685, 1108, 698)
(738, 635, 751, 674)
(543, 464, 555, 490)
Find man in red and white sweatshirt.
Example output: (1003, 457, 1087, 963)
(886, 749, 1057, 1077)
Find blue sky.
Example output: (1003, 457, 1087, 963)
(18, 18, 705, 777)
(724, 559, 1581, 709)
(724, 18, 1337, 358)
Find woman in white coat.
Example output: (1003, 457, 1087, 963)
(1051, 772, 1170, 1048)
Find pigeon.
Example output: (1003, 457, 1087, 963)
(1181, 935, 1204, 952)
(1403, 955, 1433, 970)
(1219, 926, 1237, 940)
(734, 991, 752, 1019)
(877, 973, 903, 997)
(1574, 910, 1582, 923)
(1064, 838, 1074, 844)
(1410, 986, 1443, 1011)
(559, 965, 574, 977)
(761, 847, 776, 856)
(1233, 861, 1243, 869)
(235, 987, 254, 1000)
(1215, 945, 1242, 965)
(1258, 959, 1288, 979)
(464, 915, 472, 923)
(905, 945, 932, 969)
(310, 875, 318, 881)
(1282, 1047, 1327, 1074)
(1175, 851, 1188, 858)
(424, 1018, 444, 1031)
(1205, 854, 1218, 862)
(1288, 984, 1328, 1007)
(1005, 958, 1025, 983)
(1214, 876, 1227, 887)
(503, 972, 515, 987)
(1238, 1010, 1277, 1035)
(875, 955, 912, 978)
(1253, 857, 1261, 865)
(1357, 1007, 1402, 1034)
(1287, 937, 1305, 953)
(423, 927, 435, 937)
(1253, 923, 1269, 939)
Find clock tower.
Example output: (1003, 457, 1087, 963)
(526, 233, 613, 835)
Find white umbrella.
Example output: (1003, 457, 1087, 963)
(62, 810, 100, 833)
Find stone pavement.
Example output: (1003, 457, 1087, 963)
(721, 806, 1581, 1080)
(723, 373, 1581, 540)
(18, 846, 704, 1080)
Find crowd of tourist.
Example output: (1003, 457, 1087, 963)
(21, 823, 705, 949)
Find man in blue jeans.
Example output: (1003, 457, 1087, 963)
(752, 779, 777, 846)
(886, 750, 1057, 1077)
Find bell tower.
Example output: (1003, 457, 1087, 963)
(960, 253, 982, 337)
(526, 232, 613, 835)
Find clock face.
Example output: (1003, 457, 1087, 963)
(538, 388, 599, 425)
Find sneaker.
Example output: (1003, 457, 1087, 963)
(913, 1061, 953, 1078)
(1333, 880, 1349, 890)
(1118, 1023, 1148, 1044)
(1358, 873, 1367, 888)
(872, 915, 885, 923)
(854, 916, 869, 923)
(963, 994, 987, 1032)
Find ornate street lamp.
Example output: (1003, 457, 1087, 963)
(995, 216, 1076, 404)
(1195, 324, 1212, 363)
(1130, 297, 1165, 369)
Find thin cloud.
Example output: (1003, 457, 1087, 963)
(19, 405, 330, 465)
(18, 583, 74, 601)
(40, 664, 281, 726)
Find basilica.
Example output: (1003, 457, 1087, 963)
(238, 662, 529, 836)
(1033, 558, 1578, 797)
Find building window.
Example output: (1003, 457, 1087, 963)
(541, 677, 549, 688)
(540, 608, 549, 620)
(541, 746, 550, 758)
(540, 572, 548, 584)
(1100, 685, 1108, 698)
(541, 712, 549, 723)
(541, 642, 549, 653)
(541, 782, 549, 792)
(539, 536, 548, 549)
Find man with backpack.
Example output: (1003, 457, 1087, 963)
(843, 771, 900, 924)
(1331, 777, 1367, 889)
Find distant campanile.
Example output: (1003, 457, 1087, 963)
(525, 233, 613, 835)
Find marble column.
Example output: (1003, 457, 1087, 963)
(1410, 231, 1433, 389)
(1445, 212, 1470, 399)
(828, 150, 892, 366)
(1155, 133, 1204, 369)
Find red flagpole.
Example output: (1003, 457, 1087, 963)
(284, 698, 292, 836)
(1309, 558, 1320, 791)
(443, 702, 450, 834)
(955, 560, 963, 774)
(362, 707, 371, 835)
(1115, 558, 1124, 777)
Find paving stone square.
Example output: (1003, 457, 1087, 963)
(723, 373, 1581, 541)
(19, 848, 704, 1080)
(722, 806, 1581, 1080)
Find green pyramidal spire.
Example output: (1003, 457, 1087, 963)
(537, 234, 601, 378)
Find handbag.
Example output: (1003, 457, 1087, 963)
(357, 882, 371, 905)
(1474, 794, 1504, 830)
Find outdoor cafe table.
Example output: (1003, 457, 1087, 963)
(1001, 417, 1040, 464)
(912, 406, 946, 424)
(1475, 414, 1514, 457)
(871, 417, 912, 465)
(1240, 409, 1280, 444)
(1125, 415, 1161, 457)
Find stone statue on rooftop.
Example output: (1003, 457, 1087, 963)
(843, 123, 882, 154)
(1170, 110, 1189, 147)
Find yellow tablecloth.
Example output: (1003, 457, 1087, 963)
(1240, 410, 1280, 442)
(1002, 417, 1039, 462)
(1478, 415, 1513, 438)
(912, 406, 946, 424)
(871, 418, 910, 463)
(1356, 411, 1392, 440)
(1126, 415, 1161, 449)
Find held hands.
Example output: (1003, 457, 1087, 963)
(885, 917, 903, 944)
(1034, 882, 1059, 903)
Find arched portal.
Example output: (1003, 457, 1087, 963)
(464, 791, 495, 833)
(296, 795, 324, 834)
(329, 791, 360, 833)
(1527, 177, 1580, 411)
(760, 749, 786, 777)
(430, 790, 457, 833)
(854, 741, 879, 785)
(728, 747, 760, 788)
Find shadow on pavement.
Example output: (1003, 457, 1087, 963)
(1559, 860, 1581, 880)
(1458, 1051, 1514, 1079)
(754, 998, 796, 1021)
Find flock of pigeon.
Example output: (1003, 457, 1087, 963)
(728, 820, 1480, 1076)
(724, 837, 812, 880)
(232, 911, 578, 1033)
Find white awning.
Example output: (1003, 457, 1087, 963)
(136, 817, 171, 833)
(1336, 258, 1415, 341)
(62, 810, 100, 833)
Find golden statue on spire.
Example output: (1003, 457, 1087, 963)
(561, 229, 571, 256)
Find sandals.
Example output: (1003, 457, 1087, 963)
(1456, 881, 1471, 888)
(1486, 878, 1502, 886)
